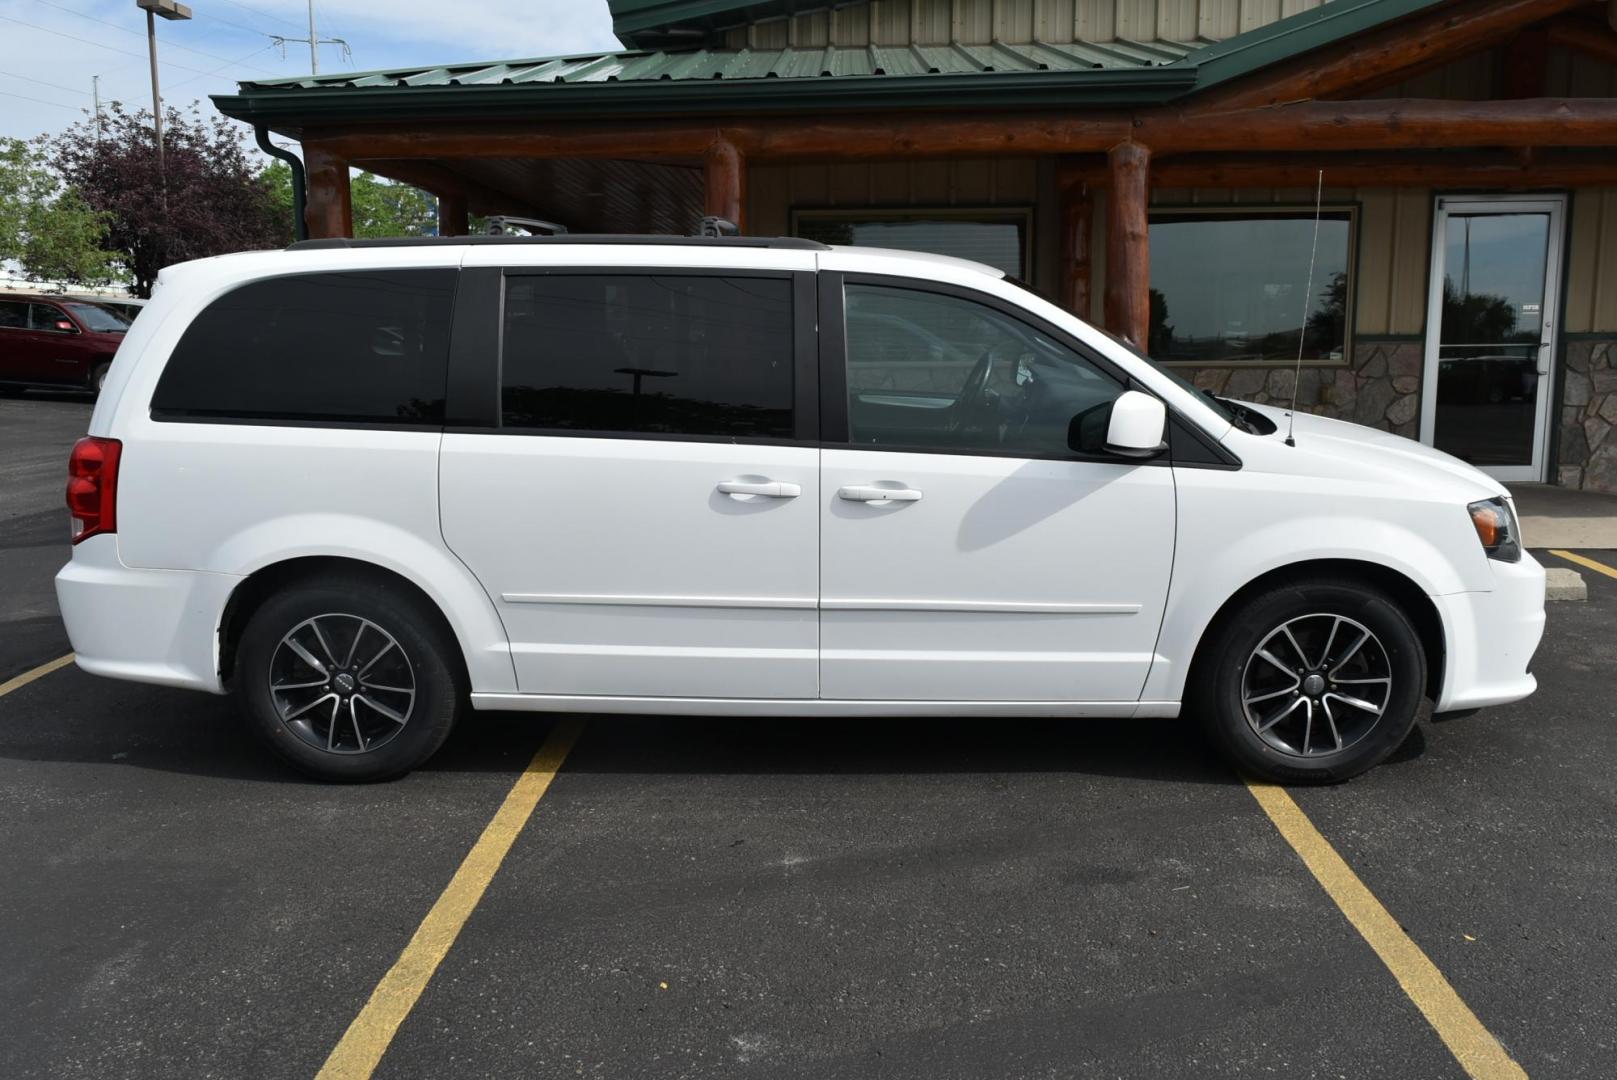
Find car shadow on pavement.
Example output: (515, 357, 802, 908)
(0, 674, 551, 784)
(0, 672, 1431, 787)
(553, 713, 1244, 787)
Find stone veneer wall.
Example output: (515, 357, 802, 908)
(1558, 340, 1617, 494)
(1183, 340, 1423, 436)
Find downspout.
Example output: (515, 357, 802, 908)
(254, 123, 307, 243)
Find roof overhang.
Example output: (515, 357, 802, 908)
(214, 66, 1199, 131)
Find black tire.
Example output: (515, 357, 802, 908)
(232, 575, 462, 781)
(0, 386, 24, 398)
(1191, 577, 1426, 784)
(90, 362, 110, 396)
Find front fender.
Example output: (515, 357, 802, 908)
(1146, 476, 1485, 704)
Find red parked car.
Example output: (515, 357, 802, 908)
(0, 293, 131, 396)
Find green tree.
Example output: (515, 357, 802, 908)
(261, 161, 438, 239)
(50, 104, 286, 297)
(0, 137, 119, 287)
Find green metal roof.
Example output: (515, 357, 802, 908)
(610, 0, 781, 46)
(212, 0, 1455, 128)
(1182, 0, 1445, 92)
(215, 40, 1207, 124)
(243, 38, 1203, 88)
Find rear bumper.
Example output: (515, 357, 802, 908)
(54, 535, 238, 693)
(1433, 552, 1546, 712)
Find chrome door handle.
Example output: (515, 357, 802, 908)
(838, 484, 923, 503)
(717, 479, 801, 498)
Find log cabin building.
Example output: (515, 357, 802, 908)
(213, 0, 1617, 491)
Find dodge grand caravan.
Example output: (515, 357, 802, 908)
(55, 236, 1546, 783)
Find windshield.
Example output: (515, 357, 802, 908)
(63, 302, 130, 333)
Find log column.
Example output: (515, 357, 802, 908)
(437, 191, 469, 237)
(704, 136, 746, 232)
(303, 143, 352, 240)
(1058, 174, 1093, 323)
(1104, 141, 1150, 347)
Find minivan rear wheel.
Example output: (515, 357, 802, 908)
(233, 577, 460, 781)
(1192, 577, 1425, 784)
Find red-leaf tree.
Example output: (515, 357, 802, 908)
(49, 104, 288, 297)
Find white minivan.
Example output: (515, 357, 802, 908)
(56, 236, 1545, 783)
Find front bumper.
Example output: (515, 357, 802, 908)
(1432, 551, 1546, 712)
(54, 535, 240, 693)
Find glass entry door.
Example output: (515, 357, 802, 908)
(1420, 197, 1564, 481)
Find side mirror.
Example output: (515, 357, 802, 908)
(1068, 390, 1168, 459)
(54, 319, 77, 333)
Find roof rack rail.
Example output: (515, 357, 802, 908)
(285, 234, 829, 251)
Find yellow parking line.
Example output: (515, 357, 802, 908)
(316, 717, 585, 1080)
(1548, 549, 1617, 581)
(1245, 780, 1526, 1080)
(0, 653, 75, 698)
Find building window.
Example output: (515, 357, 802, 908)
(793, 208, 1032, 280)
(1147, 208, 1356, 365)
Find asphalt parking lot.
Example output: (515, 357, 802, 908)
(3, 392, 1615, 1079)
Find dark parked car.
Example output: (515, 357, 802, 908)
(0, 294, 130, 396)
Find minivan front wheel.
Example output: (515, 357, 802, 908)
(1194, 578, 1426, 784)
(233, 578, 460, 781)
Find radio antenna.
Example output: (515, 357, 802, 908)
(1285, 169, 1324, 448)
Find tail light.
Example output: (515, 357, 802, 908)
(66, 436, 121, 544)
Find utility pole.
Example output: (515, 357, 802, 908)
(135, 0, 191, 175)
(307, 0, 318, 74)
(271, 2, 350, 77)
(92, 75, 102, 139)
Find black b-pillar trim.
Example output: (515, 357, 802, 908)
(817, 270, 849, 444)
(444, 267, 503, 429)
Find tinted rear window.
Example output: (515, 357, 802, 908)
(500, 274, 793, 439)
(151, 270, 455, 425)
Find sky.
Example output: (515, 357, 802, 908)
(0, 0, 622, 143)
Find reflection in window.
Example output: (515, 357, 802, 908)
(843, 284, 1121, 456)
(501, 275, 793, 439)
(795, 210, 1030, 279)
(1147, 210, 1354, 365)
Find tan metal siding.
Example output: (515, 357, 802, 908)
(1566, 189, 1617, 334)
(725, 0, 1328, 46)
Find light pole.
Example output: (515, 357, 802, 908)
(135, 0, 191, 175)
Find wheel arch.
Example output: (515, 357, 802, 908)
(1182, 559, 1446, 705)
(219, 556, 476, 691)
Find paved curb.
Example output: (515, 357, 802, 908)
(1545, 567, 1587, 602)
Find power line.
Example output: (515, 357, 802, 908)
(214, 0, 304, 32)
(0, 87, 87, 112)
(166, 43, 280, 91)
(0, 67, 93, 98)
(30, 0, 280, 75)
(0, 13, 217, 75)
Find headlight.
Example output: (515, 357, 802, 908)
(1468, 497, 1521, 563)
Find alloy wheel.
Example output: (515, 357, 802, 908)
(268, 613, 416, 754)
(1240, 613, 1393, 758)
